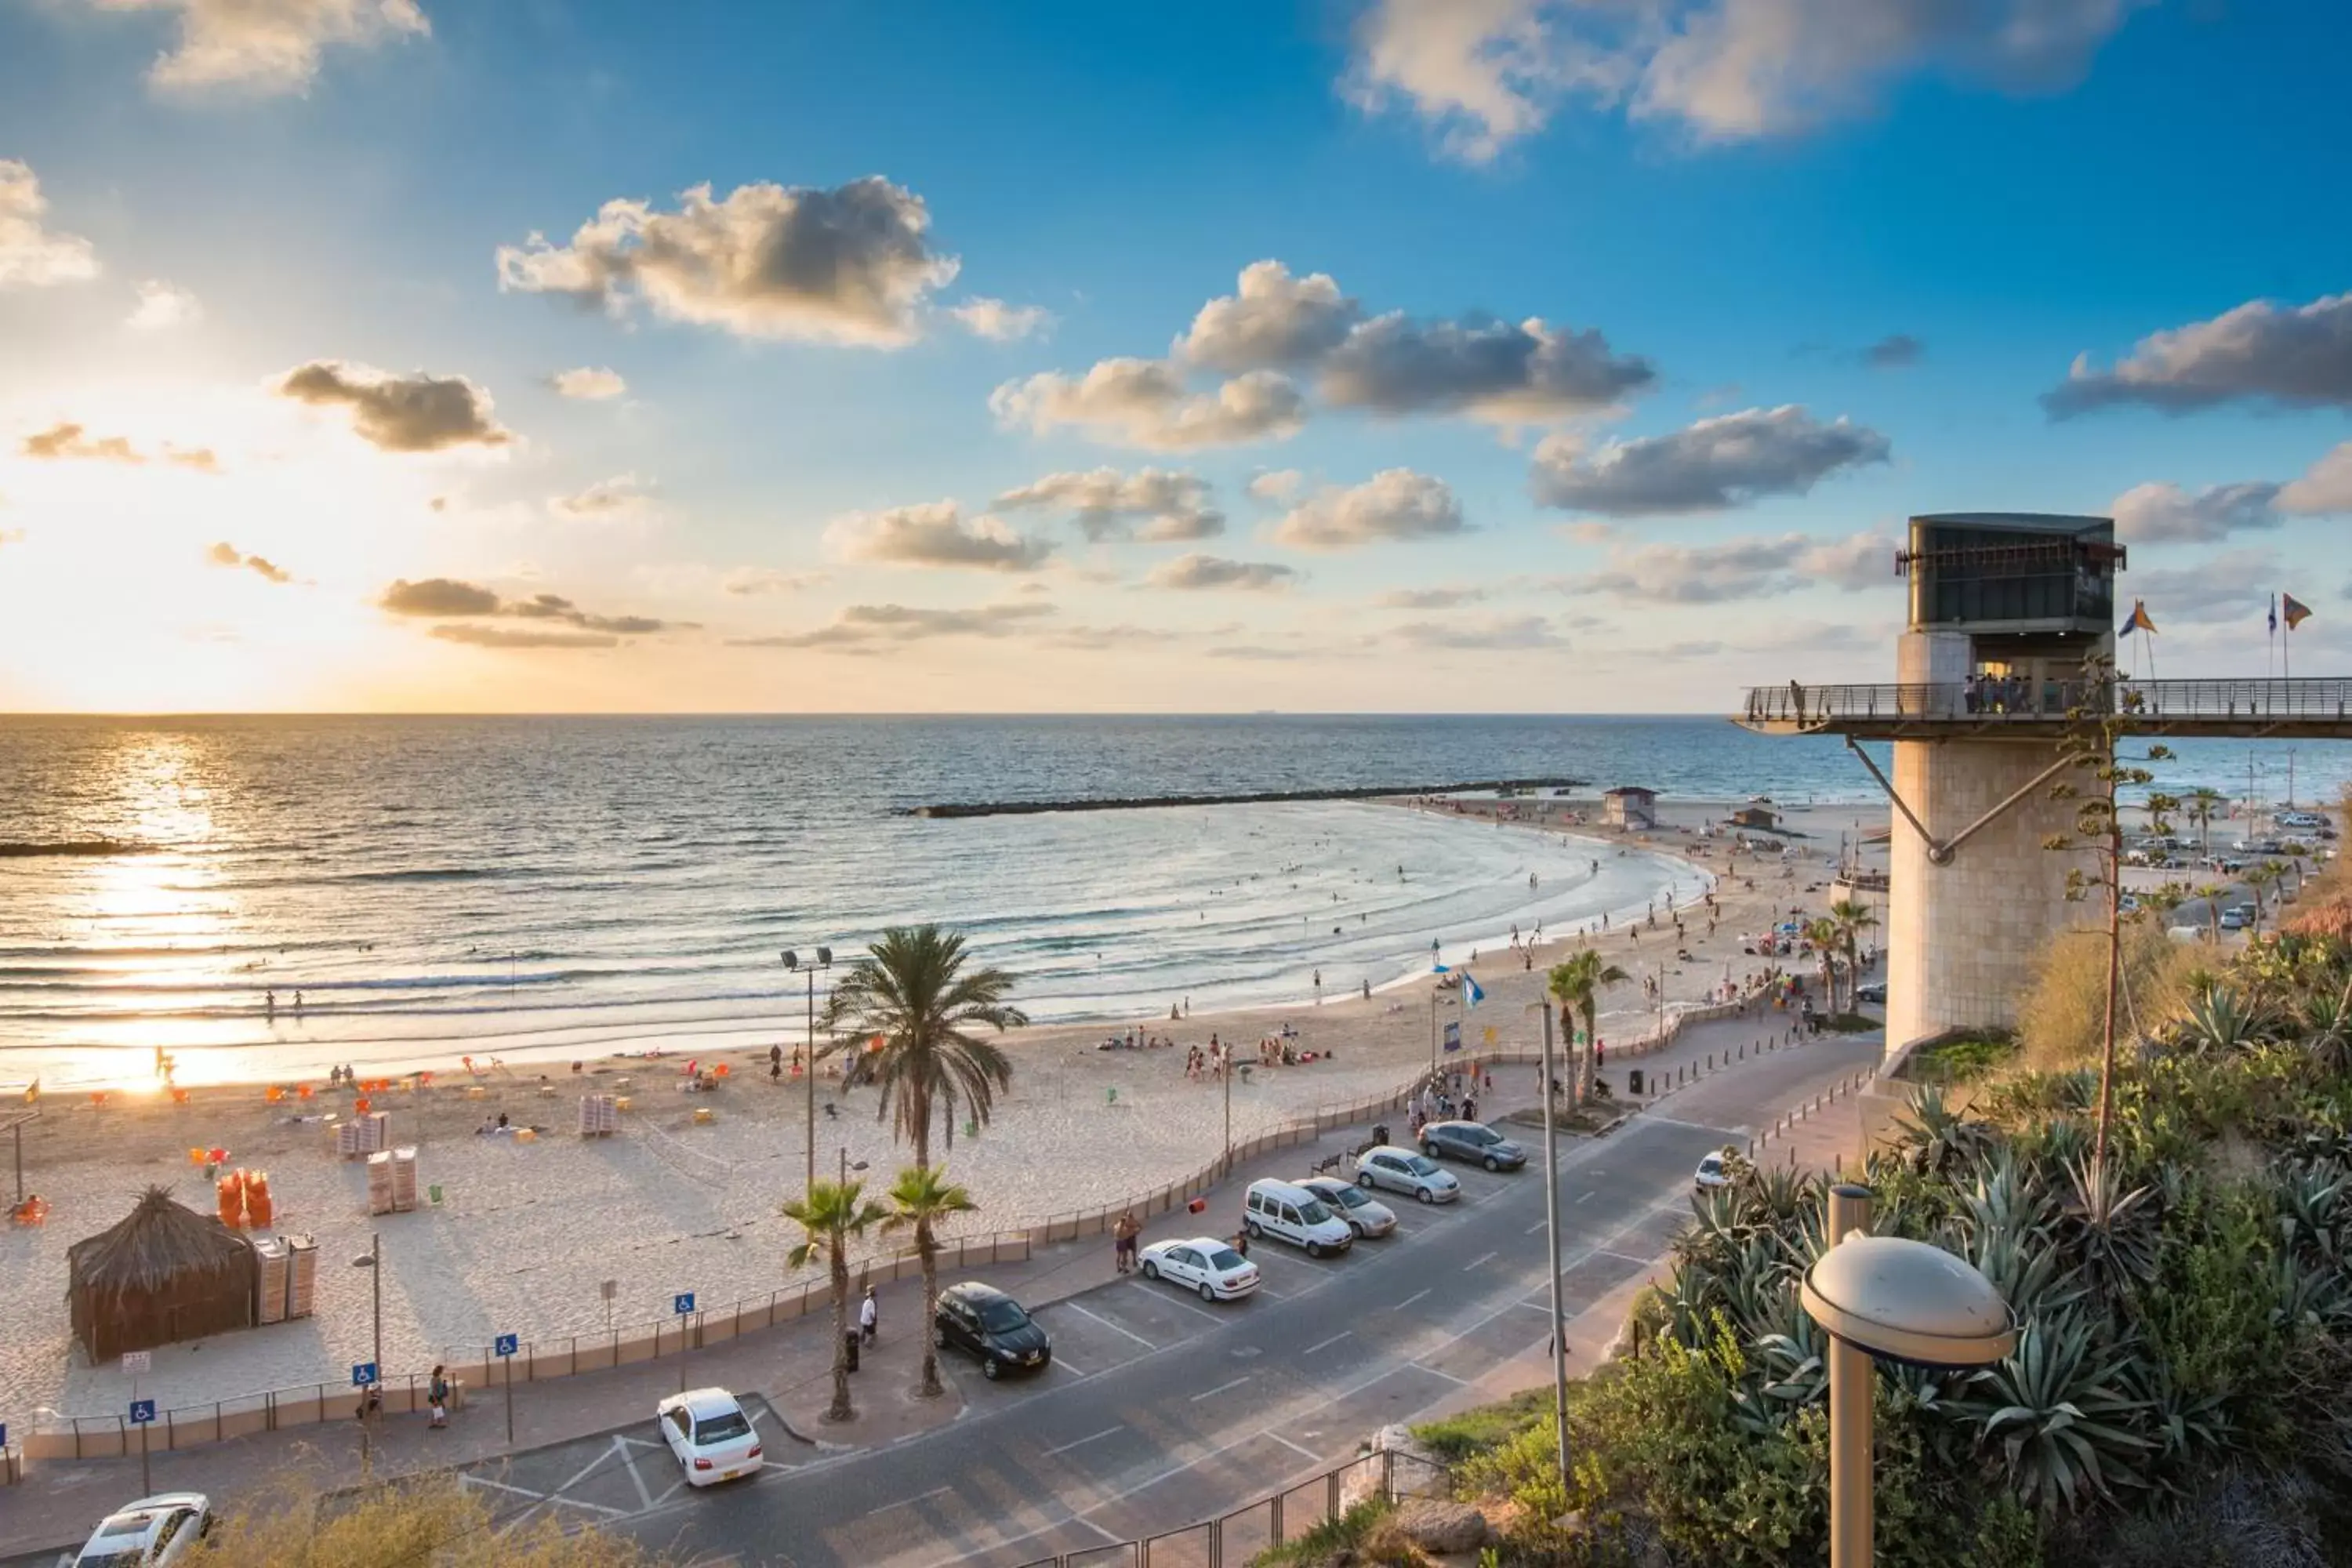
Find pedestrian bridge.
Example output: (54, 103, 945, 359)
(1735, 677, 2352, 741)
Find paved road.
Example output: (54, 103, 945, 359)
(612, 1062, 1833, 1568)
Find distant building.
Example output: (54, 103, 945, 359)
(1602, 786, 1657, 830)
(1729, 804, 1780, 830)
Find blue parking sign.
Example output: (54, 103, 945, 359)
(672, 1292, 695, 1316)
(494, 1333, 519, 1358)
(351, 1362, 378, 1388)
(129, 1399, 156, 1425)
(0, 1421, 8, 1449)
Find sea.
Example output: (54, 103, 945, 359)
(4, 715, 2347, 1089)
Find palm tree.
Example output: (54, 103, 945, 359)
(1548, 949, 1628, 1104)
(2244, 862, 2282, 924)
(2185, 787, 2226, 857)
(2138, 884, 2187, 927)
(1827, 898, 1877, 1012)
(1803, 916, 1844, 1014)
(2192, 883, 2231, 946)
(884, 1163, 977, 1398)
(782, 1178, 889, 1423)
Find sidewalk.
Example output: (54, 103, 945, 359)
(0, 1007, 1860, 1559)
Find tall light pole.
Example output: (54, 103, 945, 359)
(350, 1233, 383, 1470)
(783, 948, 833, 1195)
(1530, 1000, 1570, 1488)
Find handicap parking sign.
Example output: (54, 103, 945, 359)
(129, 1399, 156, 1425)
(494, 1333, 519, 1358)
(1443, 1020, 1461, 1052)
(673, 1292, 695, 1316)
(351, 1362, 378, 1387)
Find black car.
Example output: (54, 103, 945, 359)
(1420, 1120, 1527, 1171)
(932, 1282, 1052, 1380)
(1855, 982, 1887, 1006)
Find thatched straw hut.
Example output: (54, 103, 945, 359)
(68, 1185, 256, 1363)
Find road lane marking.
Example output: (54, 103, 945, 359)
(1599, 1249, 1654, 1265)
(1303, 1330, 1352, 1355)
(1191, 1375, 1251, 1403)
(1158, 1291, 1231, 1323)
(1577, 1189, 1597, 1203)
(1646, 1113, 1745, 1132)
(1465, 1250, 1498, 1270)
(1411, 1362, 1468, 1385)
(1049, 1354, 1088, 1376)
(1395, 1287, 1431, 1310)
(868, 1485, 953, 1515)
(1515, 1299, 1552, 1316)
(1524, 1220, 1549, 1234)
(1262, 1429, 1322, 1461)
(1045, 1425, 1126, 1456)
(1066, 1300, 1158, 1349)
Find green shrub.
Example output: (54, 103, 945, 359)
(1246, 1496, 1392, 1566)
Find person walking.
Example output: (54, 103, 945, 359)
(1114, 1210, 1139, 1274)
(858, 1286, 879, 1347)
(428, 1365, 450, 1428)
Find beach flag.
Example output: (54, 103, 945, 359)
(2118, 600, 2157, 637)
(2270, 596, 2279, 637)
(2283, 593, 2313, 630)
(1461, 971, 1486, 1008)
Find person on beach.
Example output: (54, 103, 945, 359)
(264, 989, 276, 1020)
(859, 1287, 879, 1346)
(429, 1366, 450, 1428)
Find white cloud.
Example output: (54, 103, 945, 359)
(949, 297, 1051, 341)
(994, 466, 1223, 542)
(1145, 554, 1298, 591)
(91, 0, 430, 94)
(1565, 528, 1897, 602)
(0, 161, 100, 289)
(1344, 0, 2144, 157)
(1393, 614, 1566, 650)
(1271, 469, 1465, 550)
(1530, 405, 1888, 516)
(550, 474, 653, 520)
(2110, 481, 2283, 543)
(1178, 260, 1361, 372)
(722, 567, 826, 596)
(1379, 585, 1487, 608)
(2046, 291, 2352, 416)
(1248, 470, 1305, 504)
(2120, 549, 2279, 626)
(823, 500, 1053, 572)
(276, 361, 511, 453)
(989, 359, 1305, 450)
(125, 279, 201, 329)
(731, 601, 1053, 650)
(2280, 441, 2352, 516)
(497, 176, 959, 347)
(548, 366, 626, 401)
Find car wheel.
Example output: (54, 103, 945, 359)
(932, 1326, 949, 1348)
(1245, 1218, 1263, 1239)
(1416, 1186, 1435, 1203)
(1484, 1156, 1501, 1172)
(1357, 1171, 1376, 1192)
(1422, 1142, 1439, 1159)
(1199, 1281, 1217, 1302)
(982, 1358, 1001, 1381)
(1142, 1260, 1159, 1280)
(1305, 1240, 1323, 1258)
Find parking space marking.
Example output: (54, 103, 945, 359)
(1525, 1220, 1549, 1234)
(1045, 1425, 1127, 1457)
(1066, 1299, 1160, 1349)
(1410, 1362, 1468, 1385)
(1465, 1250, 1498, 1270)
(1577, 1189, 1597, 1203)
(1191, 1374, 1252, 1403)
(1048, 1353, 1088, 1376)
(1599, 1249, 1653, 1266)
(1303, 1330, 1352, 1355)
(868, 1484, 955, 1516)
(1395, 1287, 1431, 1310)
(1160, 1290, 1232, 1323)
(1262, 1429, 1322, 1462)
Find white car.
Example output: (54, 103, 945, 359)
(1300, 1175, 1399, 1239)
(655, 1388, 764, 1486)
(1354, 1145, 1461, 1204)
(1137, 1236, 1260, 1301)
(1694, 1152, 1733, 1194)
(74, 1494, 212, 1566)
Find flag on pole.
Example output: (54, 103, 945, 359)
(2270, 595, 2279, 637)
(2283, 593, 2313, 630)
(1461, 971, 1486, 1008)
(2118, 600, 2157, 637)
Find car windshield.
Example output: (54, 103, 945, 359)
(1406, 1156, 1441, 1176)
(1207, 1247, 1247, 1270)
(1329, 1185, 1368, 1207)
(695, 1410, 752, 1443)
(978, 1301, 1031, 1332)
(1297, 1199, 1334, 1225)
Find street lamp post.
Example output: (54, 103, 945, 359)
(1530, 1000, 1570, 1488)
(350, 1234, 383, 1470)
(783, 948, 834, 1196)
(1801, 1184, 2015, 1566)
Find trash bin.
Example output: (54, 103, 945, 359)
(1628, 1069, 1645, 1096)
(844, 1329, 862, 1374)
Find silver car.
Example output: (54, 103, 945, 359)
(1300, 1175, 1399, 1238)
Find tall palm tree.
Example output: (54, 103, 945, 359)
(2244, 862, 2281, 923)
(1548, 949, 1628, 1103)
(782, 1178, 888, 1423)
(1827, 898, 1877, 1010)
(1802, 916, 1843, 1013)
(2185, 787, 2226, 856)
(884, 1163, 978, 1398)
(2192, 883, 2231, 946)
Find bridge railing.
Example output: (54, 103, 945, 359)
(1739, 677, 2352, 726)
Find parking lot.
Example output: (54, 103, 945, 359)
(452, 1392, 795, 1534)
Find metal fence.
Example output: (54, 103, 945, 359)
(1007, 1447, 1452, 1568)
(1740, 677, 2352, 728)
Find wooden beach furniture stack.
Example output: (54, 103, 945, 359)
(251, 1234, 318, 1324)
(578, 1094, 620, 1137)
(336, 1111, 390, 1160)
(366, 1147, 419, 1215)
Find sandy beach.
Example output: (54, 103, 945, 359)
(0, 795, 1884, 1434)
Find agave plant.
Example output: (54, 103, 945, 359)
(2176, 982, 2274, 1056)
(2054, 1153, 2161, 1305)
(1893, 1086, 1998, 1178)
(2271, 1160, 2348, 1272)
(1964, 1310, 2154, 1512)
(2132, 1358, 2238, 1498)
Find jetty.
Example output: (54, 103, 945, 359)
(900, 777, 1589, 819)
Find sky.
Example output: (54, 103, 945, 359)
(0, 0, 2348, 714)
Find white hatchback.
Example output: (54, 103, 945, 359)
(1355, 1145, 1460, 1203)
(1300, 1175, 1399, 1238)
(1138, 1236, 1261, 1301)
(1694, 1151, 1733, 1193)
(656, 1388, 764, 1486)
(74, 1493, 212, 1566)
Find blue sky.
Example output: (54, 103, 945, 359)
(1, 0, 2347, 712)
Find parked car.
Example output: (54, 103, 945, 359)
(2219, 907, 2249, 931)
(1694, 1152, 1733, 1193)
(1418, 1120, 1527, 1172)
(1355, 1145, 1461, 1203)
(74, 1494, 213, 1566)
(1854, 981, 1888, 1006)
(1300, 1175, 1398, 1239)
(1243, 1178, 1355, 1257)
(931, 1280, 1052, 1379)
(655, 1388, 764, 1486)
(1138, 1236, 1260, 1301)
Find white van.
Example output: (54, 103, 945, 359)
(1243, 1179, 1355, 1258)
